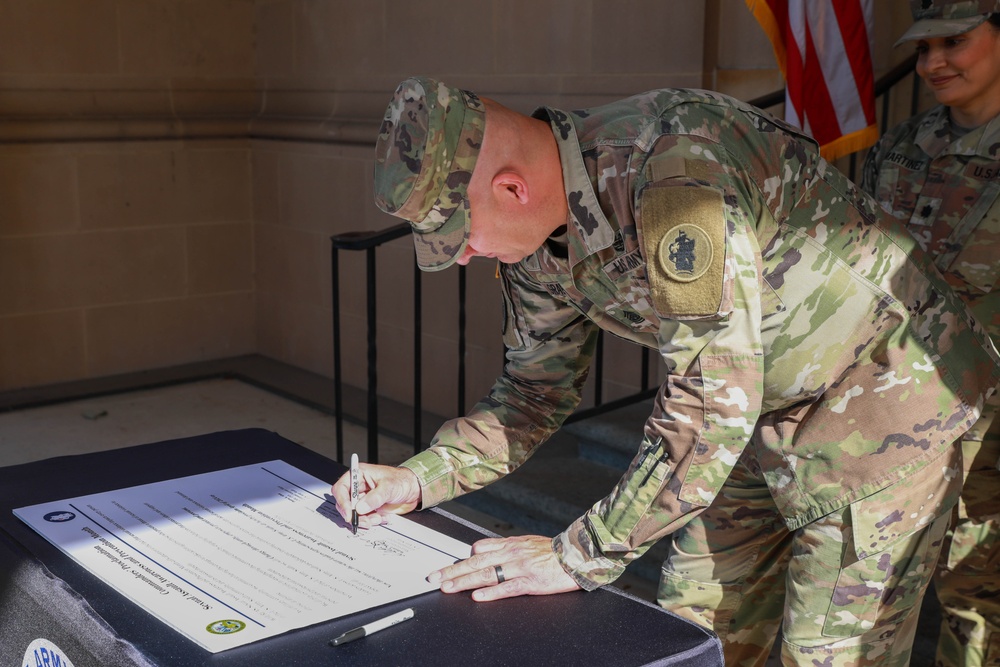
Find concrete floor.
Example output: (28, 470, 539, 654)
(0, 378, 409, 469)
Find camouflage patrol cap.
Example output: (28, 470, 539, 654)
(373, 77, 486, 272)
(895, 0, 1000, 46)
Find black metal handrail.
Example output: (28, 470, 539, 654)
(331, 224, 472, 463)
(331, 55, 920, 463)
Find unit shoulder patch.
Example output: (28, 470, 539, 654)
(640, 182, 727, 318)
(658, 223, 714, 282)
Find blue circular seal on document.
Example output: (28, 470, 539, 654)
(22, 638, 76, 667)
(207, 620, 246, 635)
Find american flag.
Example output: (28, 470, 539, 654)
(746, 0, 878, 161)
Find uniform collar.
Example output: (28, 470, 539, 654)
(915, 105, 1000, 160)
(532, 106, 617, 268)
(968, 113, 1000, 159)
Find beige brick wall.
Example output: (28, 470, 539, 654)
(0, 0, 919, 418)
(0, 139, 256, 389)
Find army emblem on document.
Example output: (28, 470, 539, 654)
(658, 224, 713, 282)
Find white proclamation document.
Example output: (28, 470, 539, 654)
(13, 460, 472, 653)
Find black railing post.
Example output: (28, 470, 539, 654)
(414, 261, 423, 454)
(365, 246, 379, 464)
(881, 81, 893, 134)
(331, 244, 344, 463)
(593, 330, 604, 407)
(641, 348, 650, 391)
(458, 265, 467, 417)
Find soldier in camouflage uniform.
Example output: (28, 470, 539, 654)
(332, 76, 1000, 666)
(861, 2, 1000, 664)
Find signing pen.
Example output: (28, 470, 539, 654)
(330, 608, 414, 646)
(349, 452, 360, 535)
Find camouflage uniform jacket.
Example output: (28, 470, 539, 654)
(861, 104, 1000, 442)
(401, 89, 1000, 590)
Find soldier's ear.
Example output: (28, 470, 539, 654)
(492, 171, 529, 206)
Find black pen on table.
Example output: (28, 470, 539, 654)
(349, 452, 359, 535)
(330, 608, 415, 646)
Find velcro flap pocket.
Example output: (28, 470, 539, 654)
(849, 448, 963, 560)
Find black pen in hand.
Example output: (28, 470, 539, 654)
(350, 453, 359, 535)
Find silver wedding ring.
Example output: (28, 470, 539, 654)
(494, 564, 505, 583)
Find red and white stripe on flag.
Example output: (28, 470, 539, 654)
(745, 0, 877, 162)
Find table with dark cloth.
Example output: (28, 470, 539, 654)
(0, 428, 723, 666)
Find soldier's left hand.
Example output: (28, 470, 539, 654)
(427, 535, 580, 601)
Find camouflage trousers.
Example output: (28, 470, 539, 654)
(658, 447, 954, 667)
(934, 437, 1000, 667)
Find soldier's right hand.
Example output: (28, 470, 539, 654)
(331, 463, 422, 530)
